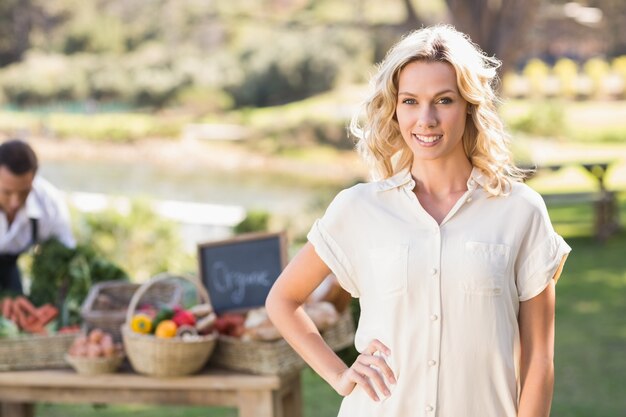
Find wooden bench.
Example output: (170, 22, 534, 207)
(541, 190, 619, 241)
(0, 367, 302, 417)
(521, 161, 621, 241)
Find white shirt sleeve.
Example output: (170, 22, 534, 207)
(32, 177, 76, 249)
(514, 191, 571, 301)
(307, 189, 360, 297)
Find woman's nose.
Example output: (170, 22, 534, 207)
(417, 105, 437, 128)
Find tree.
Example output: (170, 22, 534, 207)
(442, 0, 541, 74)
(0, 0, 35, 66)
(0, 0, 68, 67)
(368, 0, 542, 74)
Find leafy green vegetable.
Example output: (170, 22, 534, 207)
(0, 317, 19, 338)
(29, 238, 128, 327)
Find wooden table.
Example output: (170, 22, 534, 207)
(522, 161, 620, 240)
(0, 367, 302, 417)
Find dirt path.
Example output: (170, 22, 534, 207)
(29, 136, 367, 186)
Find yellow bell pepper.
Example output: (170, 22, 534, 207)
(130, 313, 153, 334)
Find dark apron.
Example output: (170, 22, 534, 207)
(0, 218, 38, 295)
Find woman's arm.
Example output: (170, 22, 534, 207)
(517, 279, 556, 417)
(266, 242, 395, 401)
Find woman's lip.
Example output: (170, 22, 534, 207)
(412, 133, 443, 146)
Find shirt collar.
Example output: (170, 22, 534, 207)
(377, 166, 487, 192)
(24, 181, 43, 219)
(376, 169, 414, 192)
(466, 166, 488, 190)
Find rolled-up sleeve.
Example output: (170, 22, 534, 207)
(307, 190, 360, 297)
(515, 195, 572, 301)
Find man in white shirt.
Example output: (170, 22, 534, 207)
(0, 139, 75, 294)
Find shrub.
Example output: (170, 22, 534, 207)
(522, 59, 550, 97)
(553, 58, 578, 99)
(89, 62, 136, 102)
(234, 210, 270, 234)
(508, 101, 566, 138)
(223, 30, 359, 108)
(132, 68, 190, 108)
(613, 56, 626, 80)
(0, 52, 89, 105)
(63, 14, 127, 55)
(73, 199, 193, 282)
(583, 58, 610, 98)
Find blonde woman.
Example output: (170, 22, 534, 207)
(266, 25, 570, 417)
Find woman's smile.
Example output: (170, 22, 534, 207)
(412, 134, 443, 146)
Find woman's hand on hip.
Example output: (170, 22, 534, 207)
(333, 339, 396, 401)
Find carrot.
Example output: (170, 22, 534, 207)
(14, 296, 39, 318)
(20, 320, 46, 335)
(23, 314, 39, 327)
(36, 304, 58, 325)
(13, 306, 25, 329)
(1, 298, 12, 318)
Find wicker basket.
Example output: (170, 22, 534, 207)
(65, 353, 125, 375)
(209, 308, 355, 375)
(0, 333, 76, 371)
(81, 280, 183, 342)
(121, 273, 217, 377)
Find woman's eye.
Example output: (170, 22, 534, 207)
(402, 98, 416, 104)
(438, 97, 452, 104)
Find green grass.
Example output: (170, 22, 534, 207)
(551, 238, 626, 416)
(0, 111, 188, 142)
(548, 194, 626, 416)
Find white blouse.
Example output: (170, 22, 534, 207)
(0, 176, 75, 255)
(307, 167, 571, 417)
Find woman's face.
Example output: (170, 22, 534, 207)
(395, 60, 469, 165)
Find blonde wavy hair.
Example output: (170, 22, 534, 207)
(351, 24, 525, 196)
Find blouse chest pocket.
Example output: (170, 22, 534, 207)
(367, 244, 409, 298)
(462, 241, 510, 296)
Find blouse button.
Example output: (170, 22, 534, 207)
(430, 268, 438, 276)
(425, 405, 434, 412)
(428, 360, 437, 366)
(430, 314, 438, 321)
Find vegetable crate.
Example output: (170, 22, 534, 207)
(81, 280, 183, 342)
(209, 308, 355, 375)
(0, 333, 76, 371)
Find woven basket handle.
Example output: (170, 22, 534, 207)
(125, 273, 211, 324)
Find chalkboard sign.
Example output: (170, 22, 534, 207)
(198, 232, 288, 314)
